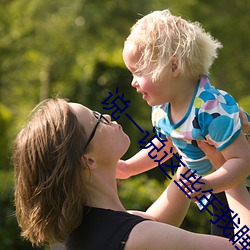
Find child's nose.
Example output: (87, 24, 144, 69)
(131, 78, 138, 88)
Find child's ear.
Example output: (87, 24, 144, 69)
(171, 57, 180, 77)
(171, 63, 177, 72)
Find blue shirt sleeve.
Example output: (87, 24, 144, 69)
(197, 90, 241, 151)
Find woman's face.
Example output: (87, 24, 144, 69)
(68, 103, 130, 161)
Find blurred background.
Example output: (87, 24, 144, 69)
(0, 0, 249, 249)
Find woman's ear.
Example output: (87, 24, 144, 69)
(82, 155, 97, 169)
(170, 57, 180, 77)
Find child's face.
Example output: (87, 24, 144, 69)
(123, 43, 173, 106)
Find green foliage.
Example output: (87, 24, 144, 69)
(1, 0, 249, 164)
(181, 203, 211, 234)
(185, 1, 250, 100)
(0, 104, 13, 170)
(118, 174, 166, 210)
(118, 174, 211, 234)
(0, 1, 249, 248)
(0, 171, 44, 250)
(239, 95, 250, 113)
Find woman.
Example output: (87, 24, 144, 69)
(13, 98, 250, 249)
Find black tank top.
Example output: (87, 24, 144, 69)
(66, 206, 148, 250)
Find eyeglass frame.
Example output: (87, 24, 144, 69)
(83, 111, 110, 152)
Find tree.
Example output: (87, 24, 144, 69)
(0, 1, 249, 248)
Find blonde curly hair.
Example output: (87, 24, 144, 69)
(13, 98, 88, 246)
(125, 9, 222, 81)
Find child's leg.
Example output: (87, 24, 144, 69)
(211, 191, 234, 239)
(225, 184, 250, 235)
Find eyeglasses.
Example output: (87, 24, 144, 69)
(84, 111, 110, 151)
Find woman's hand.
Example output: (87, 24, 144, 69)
(239, 107, 250, 140)
(181, 107, 250, 202)
(197, 141, 225, 171)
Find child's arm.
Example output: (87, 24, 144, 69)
(116, 137, 176, 179)
(194, 132, 250, 195)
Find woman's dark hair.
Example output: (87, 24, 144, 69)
(13, 98, 88, 246)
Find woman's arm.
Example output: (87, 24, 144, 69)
(125, 220, 239, 250)
(182, 132, 250, 199)
(202, 131, 250, 193)
(129, 166, 190, 226)
(197, 140, 225, 170)
(196, 140, 250, 236)
(225, 183, 250, 234)
(198, 111, 250, 234)
(145, 166, 190, 226)
(191, 107, 250, 194)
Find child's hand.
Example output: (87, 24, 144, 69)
(116, 160, 131, 179)
(178, 178, 211, 202)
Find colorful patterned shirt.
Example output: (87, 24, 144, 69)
(152, 75, 242, 176)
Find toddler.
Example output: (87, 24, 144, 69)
(120, 9, 250, 237)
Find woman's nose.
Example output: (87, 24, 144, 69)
(103, 114, 112, 122)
